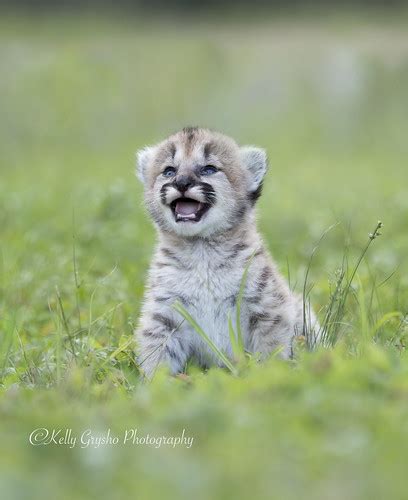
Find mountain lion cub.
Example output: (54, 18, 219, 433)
(135, 127, 318, 378)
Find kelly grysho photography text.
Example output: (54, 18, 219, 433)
(29, 428, 194, 449)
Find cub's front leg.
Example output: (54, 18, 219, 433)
(245, 263, 296, 360)
(136, 307, 189, 379)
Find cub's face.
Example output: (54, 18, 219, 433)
(136, 128, 267, 238)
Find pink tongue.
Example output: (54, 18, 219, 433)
(176, 200, 200, 215)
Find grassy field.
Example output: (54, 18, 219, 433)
(1, 12, 408, 499)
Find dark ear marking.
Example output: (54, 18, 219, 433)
(240, 146, 268, 194)
(248, 181, 263, 205)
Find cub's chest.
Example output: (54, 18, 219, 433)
(156, 256, 243, 304)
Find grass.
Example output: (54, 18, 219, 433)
(1, 11, 408, 500)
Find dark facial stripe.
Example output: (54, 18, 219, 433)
(160, 183, 172, 204)
(199, 182, 216, 205)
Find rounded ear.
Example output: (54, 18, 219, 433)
(136, 146, 154, 183)
(240, 146, 268, 194)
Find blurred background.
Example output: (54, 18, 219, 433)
(1, 2, 408, 499)
(2, 1, 408, 295)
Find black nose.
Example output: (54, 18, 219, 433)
(174, 175, 194, 193)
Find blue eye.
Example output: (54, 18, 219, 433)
(163, 167, 176, 177)
(200, 165, 218, 176)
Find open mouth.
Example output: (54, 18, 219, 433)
(170, 198, 210, 223)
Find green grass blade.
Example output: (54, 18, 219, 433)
(228, 311, 242, 361)
(372, 311, 404, 337)
(302, 222, 339, 344)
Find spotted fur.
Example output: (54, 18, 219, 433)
(135, 127, 318, 378)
